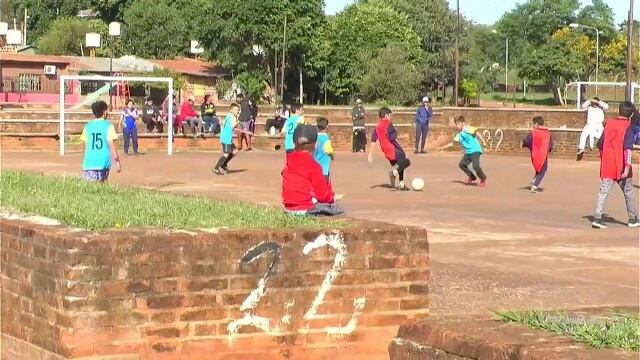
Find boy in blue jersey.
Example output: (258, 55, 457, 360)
(121, 99, 139, 155)
(80, 100, 121, 182)
(314, 117, 334, 182)
(213, 103, 241, 175)
(282, 103, 306, 155)
(439, 116, 488, 186)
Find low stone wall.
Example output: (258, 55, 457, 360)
(389, 314, 636, 360)
(1, 216, 429, 360)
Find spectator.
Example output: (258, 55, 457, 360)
(142, 97, 162, 133)
(200, 94, 219, 134)
(266, 103, 289, 135)
(236, 94, 253, 151)
(180, 96, 202, 138)
(577, 96, 609, 160)
(161, 94, 179, 134)
(414, 96, 433, 154)
(121, 99, 139, 155)
(351, 99, 366, 152)
(250, 98, 258, 134)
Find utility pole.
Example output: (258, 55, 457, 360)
(280, 14, 287, 102)
(274, 48, 278, 104)
(454, 0, 460, 107)
(299, 54, 303, 103)
(626, 0, 634, 101)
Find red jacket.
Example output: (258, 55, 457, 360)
(600, 117, 630, 180)
(531, 128, 551, 172)
(282, 151, 334, 211)
(180, 102, 197, 118)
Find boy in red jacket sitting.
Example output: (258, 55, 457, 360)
(281, 125, 344, 216)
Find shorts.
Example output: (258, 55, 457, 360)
(83, 169, 110, 182)
(239, 121, 251, 132)
(222, 143, 236, 154)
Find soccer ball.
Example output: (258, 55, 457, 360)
(411, 178, 424, 191)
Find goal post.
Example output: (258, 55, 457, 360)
(59, 75, 174, 155)
(567, 81, 640, 109)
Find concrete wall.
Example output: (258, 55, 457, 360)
(1, 217, 429, 360)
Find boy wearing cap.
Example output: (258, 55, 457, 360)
(352, 99, 367, 152)
(415, 96, 433, 154)
(281, 124, 343, 216)
(368, 107, 412, 191)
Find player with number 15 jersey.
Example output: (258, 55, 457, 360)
(80, 101, 122, 182)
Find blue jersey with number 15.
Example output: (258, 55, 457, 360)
(81, 119, 117, 170)
(283, 114, 304, 150)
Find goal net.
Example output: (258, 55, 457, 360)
(59, 75, 175, 155)
(566, 81, 640, 109)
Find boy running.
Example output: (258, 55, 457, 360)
(80, 100, 121, 182)
(439, 116, 488, 186)
(522, 116, 553, 193)
(282, 103, 305, 155)
(591, 101, 640, 229)
(213, 103, 241, 175)
(282, 124, 343, 216)
(314, 117, 334, 182)
(368, 107, 411, 191)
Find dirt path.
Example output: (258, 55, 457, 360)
(2, 150, 638, 315)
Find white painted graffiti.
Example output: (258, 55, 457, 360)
(227, 232, 367, 339)
(481, 128, 504, 151)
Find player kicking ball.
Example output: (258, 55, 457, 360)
(439, 116, 488, 186)
(368, 107, 411, 191)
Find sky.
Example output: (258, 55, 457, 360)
(325, 0, 638, 26)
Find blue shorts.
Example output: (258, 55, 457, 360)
(83, 169, 110, 182)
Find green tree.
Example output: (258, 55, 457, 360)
(198, 0, 325, 102)
(121, 0, 200, 59)
(383, 0, 461, 90)
(356, 43, 422, 106)
(36, 17, 111, 56)
(325, 0, 421, 99)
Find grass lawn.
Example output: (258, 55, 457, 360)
(494, 310, 640, 351)
(0, 171, 332, 230)
(480, 92, 560, 107)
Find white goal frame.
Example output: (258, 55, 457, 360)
(59, 75, 174, 155)
(567, 81, 640, 109)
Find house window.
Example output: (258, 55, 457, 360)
(18, 74, 42, 92)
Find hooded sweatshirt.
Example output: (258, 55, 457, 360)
(282, 151, 334, 211)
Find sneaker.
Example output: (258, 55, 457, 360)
(628, 219, 640, 228)
(530, 178, 536, 186)
(464, 178, 477, 185)
(591, 219, 607, 229)
(478, 181, 487, 187)
(576, 150, 584, 161)
(388, 170, 397, 188)
(212, 168, 224, 176)
(220, 166, 229, 174)
(530, 185, 538, 193)
(414, 150, 420, 154)
(397, 182, 410, 191)
(420, 150, 427, 154)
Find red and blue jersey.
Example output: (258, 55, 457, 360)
(371, 119, 406, 161)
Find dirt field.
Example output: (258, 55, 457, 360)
(2, 149, 638, 316)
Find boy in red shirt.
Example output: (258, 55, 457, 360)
(522, 116, 553, 193)
(281, 125, 344, 216)
(368, 107, 411, 190)
(591, 101, 640, 229)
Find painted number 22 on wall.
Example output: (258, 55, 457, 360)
(227, 233, 366, 338)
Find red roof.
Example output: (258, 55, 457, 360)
(0, 53, 72, 64)
(151, 58, 226, 77)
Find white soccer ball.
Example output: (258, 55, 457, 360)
(411, 178, 425, 191)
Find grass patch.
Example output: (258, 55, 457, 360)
(494, 310, 640, 351)
(1, 171, 334, 230)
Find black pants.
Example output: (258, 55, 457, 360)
(459, 153, 486, 182)
(352, 128, 367, 152)
(390, 158, 411, 181)
(265, 117, 285, 133)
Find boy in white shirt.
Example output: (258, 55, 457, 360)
(577, 97, 609, 161)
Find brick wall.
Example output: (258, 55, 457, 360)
(1, 217, 429, 360)
(0, 105, 619, 160)
(388, 314, 636, 360)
